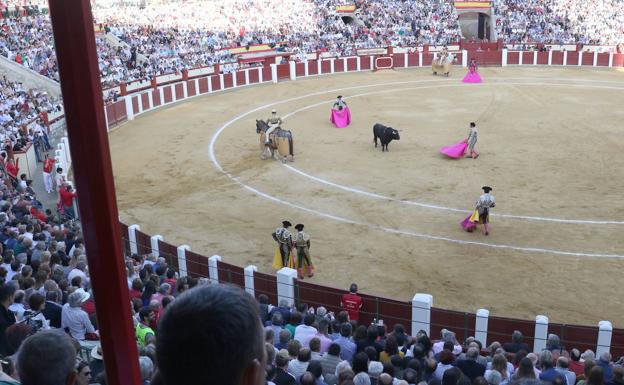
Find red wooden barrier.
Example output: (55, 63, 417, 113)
(174, 83, 184, 99)
(422, 53, 434, 66)
(321, 60, 331, 74)
(522, 51, 534, 65)
(308, 60, 319, 75)
(157, 240, 179, 270)
(186, 80, 196, 97)
(537, 51, 549, 65)
(295, 62, 306, 77)
(185, 250, 209, 278)
(217, 261, 245, 288)
(392, 53, 405, 68)
(140, 92, 150, 110)
(262, 65, 272, 82)
(134, 230, 152, 255)
(407, 53, 419, 67)
(198, 77, 209, 93)
(276, 63, 290, 80)
(163, 86, 173, 103)
(236, 70, 246, 86)
(567, 52, 579, 65)
(552, 51, 564, 65)
(105, 103, 117, 126)
(223, 72, 234, 88)
(507, 51, 520, 65)
(119, 222, 130, 256)
(249, 68, 260, 83)
(151, 89, 161, 107)
(254, 272, 278, 305)
(113, 100, 127, 122)
(360, 56, 372, 70)
(131, 96, 139, 115)
(210, 75, 221, 91)
(431, 308, 476, 343)
(582, 52, 594, 66)
(596, 53, 610, 67)
(346, 57, 358, 71)
(335, 58, 345, 73)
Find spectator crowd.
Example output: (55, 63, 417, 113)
(0, 0, 619, 90)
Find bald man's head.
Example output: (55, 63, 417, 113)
(379, 373, 393, 385)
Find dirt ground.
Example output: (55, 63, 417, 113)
(109, 66, 624, 327)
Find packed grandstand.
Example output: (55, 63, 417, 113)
(0, 0, 623, 384)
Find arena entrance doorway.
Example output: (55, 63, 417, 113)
(458, 11, 493, 40)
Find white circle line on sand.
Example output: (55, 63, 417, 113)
(279, 81, 624, 225)
(208, 76, 624, 258)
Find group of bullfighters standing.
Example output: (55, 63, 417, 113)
(272, 221, 314, 279)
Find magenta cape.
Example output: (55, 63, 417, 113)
(463, 71, 482, 83)
(330, 106, 351, 128)
(440, 141, 468, 158)
(460, 215, 477, 232)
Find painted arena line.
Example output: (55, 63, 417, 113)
(208, 77, 624, 258)
(279, 81, 624, 225)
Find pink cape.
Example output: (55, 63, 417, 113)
(460, 214, 477, 232)
(463, 70, 482, 83)
(330, 106, 351, 128)
(440, 141, 468, 158)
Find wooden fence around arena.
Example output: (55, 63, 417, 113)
(122, 225, 624, 356)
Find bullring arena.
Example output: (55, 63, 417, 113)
(108, 52, 624, 334)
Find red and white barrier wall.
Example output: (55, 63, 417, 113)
(104, 49, 624, 131)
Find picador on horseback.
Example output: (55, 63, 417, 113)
(256, 109, 294, 162)
(265, 109, 283, 144)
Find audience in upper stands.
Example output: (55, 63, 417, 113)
(2, 0, 620, 90)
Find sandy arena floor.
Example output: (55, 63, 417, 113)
(109, 66, 624, 326)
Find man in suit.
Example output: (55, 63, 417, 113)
(502, 330, 530, 354)
(42, 290, 63, 328)
(272, 349, 296, 385)
(457, 347, 486, 381)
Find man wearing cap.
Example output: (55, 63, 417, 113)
(293, 224, 313, 279)
(272, 221, 293, 267)
(333, 96, 347, 110)
(265, 109, 283, 145)
(476, 186, 495, 235)
(61, 288, 97, 341)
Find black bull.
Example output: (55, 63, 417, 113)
(373, 123, 400, 152)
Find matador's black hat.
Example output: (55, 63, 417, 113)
(482, 186, 492, 193)
(282, 221, 292, 227)
(295, 224, 304, 231)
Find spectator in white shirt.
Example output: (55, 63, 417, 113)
(294, 313, 318, 345)
(61, 288, 96, 341)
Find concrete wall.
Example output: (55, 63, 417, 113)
(0, 56, 61, 98)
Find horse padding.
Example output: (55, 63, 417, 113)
(432, 60, 452, 75)
(277, 137, 292, 157)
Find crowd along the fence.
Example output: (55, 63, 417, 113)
(119, 222, 621, 357)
